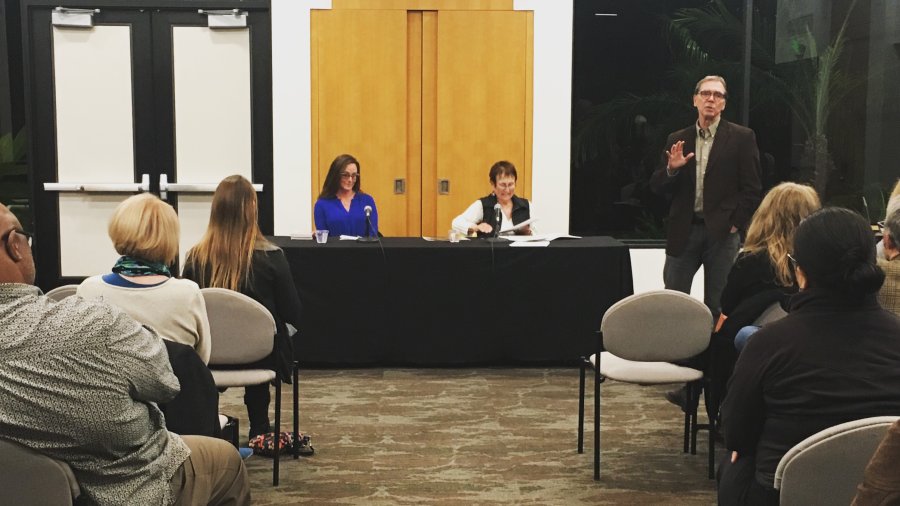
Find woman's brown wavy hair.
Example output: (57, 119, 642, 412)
(742, 182, 820, 287)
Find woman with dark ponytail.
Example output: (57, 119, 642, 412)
(717, 207, 900, 506)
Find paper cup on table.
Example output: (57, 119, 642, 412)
(314, 230, 329, 243)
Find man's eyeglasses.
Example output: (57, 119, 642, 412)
(1, 228, 33, 248)
(697, 90, 727, 101)
(340, 172, 359, 180)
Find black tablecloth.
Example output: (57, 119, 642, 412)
(271, 236, 633, 366)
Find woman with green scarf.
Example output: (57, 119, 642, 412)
(77, 193, 211, 363)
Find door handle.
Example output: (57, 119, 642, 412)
(438, 179, 450, 195)
(44, 173, 150, 193)
(394, 178, 406, 195)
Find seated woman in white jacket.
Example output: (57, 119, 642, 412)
(451, 161, 535, 237)
(77, 193, 211, 363)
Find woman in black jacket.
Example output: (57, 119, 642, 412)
(718, 207, 900, 505)
(183, 175, 303, 439)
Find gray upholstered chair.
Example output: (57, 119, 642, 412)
(753, 301, 787, 326)
(202, 287, 298, 486)
(45, 284, 78, 302)
(577, 289, 714, 480)
(774, 416, 899, 506)
(0, 438, 80, 505)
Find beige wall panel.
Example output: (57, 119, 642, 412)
(58, 195, 125, 277)
(312, 10, 409, 236)
(53, 26, 134, 183)
(172, 27, 252, 183)
(333, 0, 513, 10)
(406, 12, 423, 233)
(421, 11, 437, 235)
(434, 10, 529, 233)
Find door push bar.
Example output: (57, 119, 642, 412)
(159, 174, 262, 201)
(44, 173, 150, 193)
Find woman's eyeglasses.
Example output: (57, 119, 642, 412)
(1, 228, 33, 248)
(340, 173, 359, 181)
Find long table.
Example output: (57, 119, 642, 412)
(271, 236, 633, 366)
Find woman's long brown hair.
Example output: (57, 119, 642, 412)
(186, 175, 271, 291)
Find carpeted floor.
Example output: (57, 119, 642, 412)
(219, 368, 717, 505)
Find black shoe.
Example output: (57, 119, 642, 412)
(249, 422, 272, 440)
(665, 387, 688, 412)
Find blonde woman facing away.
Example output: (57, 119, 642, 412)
(182, 175, 303, 439)
(77, 193, 211, 363)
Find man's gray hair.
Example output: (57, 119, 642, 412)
(694, 75, 728, 95)
(885, 196, 900, 246)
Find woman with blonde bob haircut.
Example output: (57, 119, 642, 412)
(77, 193, 211, 363)
(183, 175, 303, 439)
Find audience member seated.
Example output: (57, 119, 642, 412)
(877, 202, 900, 316)
(76, 193, 211, 364)
(451, 160, 535, 237)
(720, 182, 820, 353)
(0, 203, 249, 505)
(313, 154, 379, 237)
(183, 174, 303, 440)
(717, 207, 900, 506)
(877, 182, 900, 260)
(667, 183, 820, 413)
(852, 419, 900, 506)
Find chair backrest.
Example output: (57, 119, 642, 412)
(774, 416, 899, 506)
(753, 301, 787, 326)
(600, 289, 712, 362)
(0, 438, 80, 505)
(45, 284, 78, 302)
(201, 288, 276, 366)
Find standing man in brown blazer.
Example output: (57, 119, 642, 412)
(650, 75, 761, 320)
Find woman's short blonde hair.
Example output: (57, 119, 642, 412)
(108, 193, 179, 265)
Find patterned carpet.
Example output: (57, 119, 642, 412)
(219, 368, 717, 505)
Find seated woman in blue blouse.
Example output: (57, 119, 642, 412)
(313, 154, 378, 237)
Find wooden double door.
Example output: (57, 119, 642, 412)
(311, 4, 533, 237)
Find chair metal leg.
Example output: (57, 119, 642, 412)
(593, 358, 601, 481)
(293, 362, 300, 459)
(273, 380, 282, 486)
(578, 358, 586, 454)
(690, 383, 699, 455)
(708, 417, 716, 479)
(683, 383, 692, 453)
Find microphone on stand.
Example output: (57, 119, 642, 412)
(493, 203, 502, 238)
(358, 205, 378, 242)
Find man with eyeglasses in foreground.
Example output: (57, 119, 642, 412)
(0, 203, 250, 505)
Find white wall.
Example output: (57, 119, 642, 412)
(270, 0, 573, 235)
(630, 248, 705, 301)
